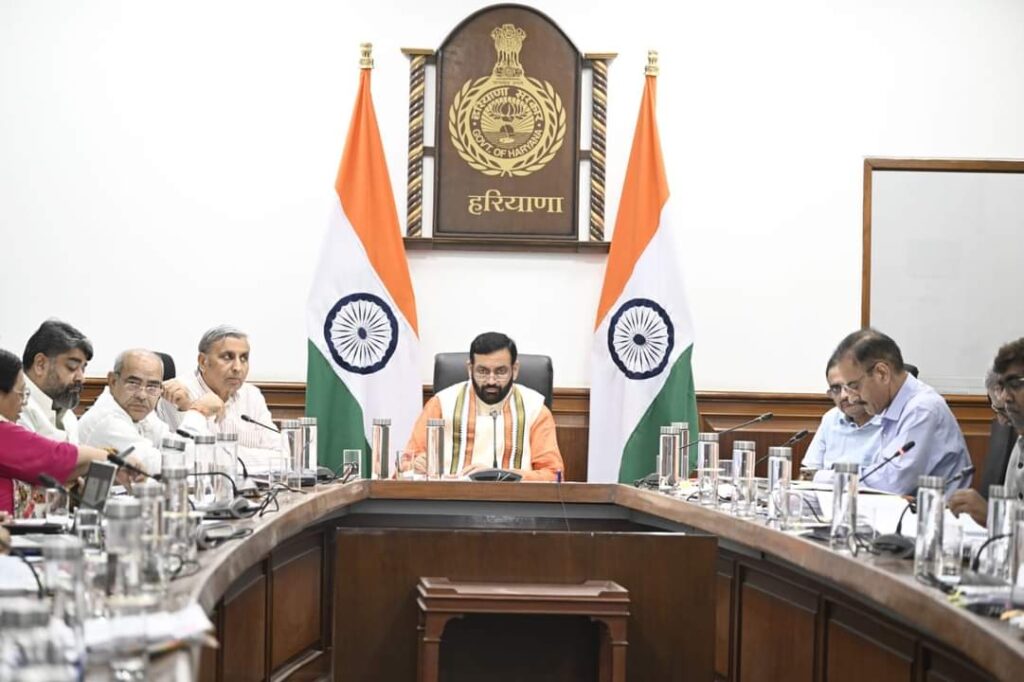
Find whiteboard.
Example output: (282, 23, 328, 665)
(868, 164, 1024, 394)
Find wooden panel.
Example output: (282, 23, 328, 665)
(221, 566, 267, 682)
(334, 529, 716, 682)
(737, 568, 817, 682)
(715, 558, 734, 680)
(922, 646, 992, 682)
(824, 603, 914, 682)
(198, 607, 219, 682)
(270, 536, 323, 672)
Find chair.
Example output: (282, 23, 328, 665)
(155, 351, 176, 381)
(433, 353, 553, 408)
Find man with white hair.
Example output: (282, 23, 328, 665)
(79, 349, 220, 473)
(157, 325, 281, 469)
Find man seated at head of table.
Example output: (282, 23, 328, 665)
(949, 338, 1024, 525)
(802, 350, 883, 481)
(0, 349, 145, 516)
(400, 332, 564, 481)
(830, 328, 972, 495)
(157, 325, 281, 470)
(79, 349, 223, 474)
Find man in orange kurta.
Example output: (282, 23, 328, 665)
(402, 333, 563, 481)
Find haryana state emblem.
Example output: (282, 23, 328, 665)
(448, 23, 566, 177)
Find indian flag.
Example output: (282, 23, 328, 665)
(587, 60, 699, 483)
(306, 51, 422, 471)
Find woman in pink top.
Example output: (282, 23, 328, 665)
(0, 348, 128, 516)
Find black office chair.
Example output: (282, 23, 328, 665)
(904, 363, 919, 378)
(432, 353, 553, 409)
(155, 352, 176, 381)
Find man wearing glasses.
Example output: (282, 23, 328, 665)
(80, 349, 220, 473)
(950, 339, 1024, 523)
(402, 332, 564, 481)
(801, 352, 882, 479)
(831, 329, 971, 495)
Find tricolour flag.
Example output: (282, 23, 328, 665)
(306, 54, 422, 471)
(587, 61, 699, 483)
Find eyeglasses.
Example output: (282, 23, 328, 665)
(826, 384, 842, 397)
(472, 366, 511, 380)
(119, 377, 163, 396)
(839, 364, 878, 394)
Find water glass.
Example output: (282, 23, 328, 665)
(45, 487, 69, 527)
(74, 508, 102, 550)
(696, 434, 719, 506)
(731, 442, 757, 517)
(938, 517, 964, 586)
(342, 449, 363, 479)
(779, 490, 806, 530)
(268, 454, 289, 487)
(717, 460, 733, 510)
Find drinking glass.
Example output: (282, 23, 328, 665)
(45, 487, 69, 527)
(937, 517, 964, 586)
(74, 508, 102, 550)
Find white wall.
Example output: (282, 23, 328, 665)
(2, 0, 1023, 390)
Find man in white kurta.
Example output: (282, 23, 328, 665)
(402, 332, 563, 481)
(80, 350, 218, 473)
(156, 326, 282, 470)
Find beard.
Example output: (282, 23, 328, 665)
(44, 368, 81, 411)
(472, 378, 513, 405)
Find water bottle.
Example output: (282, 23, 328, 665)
(830, 462, 859, 553)
(914, 475, 945, 581)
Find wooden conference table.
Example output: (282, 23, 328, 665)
(172, 481, 1024, 681)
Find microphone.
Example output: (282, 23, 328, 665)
(107, 450, 161, 482)
(241, 414, 280, 433)
(754, 429, 810, 469)
(945, 465, 975, 487)
(187, 472, 256, 519)
(859, 441, 915, 485)
(677, 413, 775, 453)
(490, 409, 499, 469)
(782, 429, 809, 448)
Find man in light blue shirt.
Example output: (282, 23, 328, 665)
(803, 354, 882, 477)
(831, 329, 971, 495)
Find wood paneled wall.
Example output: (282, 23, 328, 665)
(76, 381, 995, 489)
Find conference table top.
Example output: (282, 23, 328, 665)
(169, 480, 1024, 681)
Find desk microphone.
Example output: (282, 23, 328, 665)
(490, 409, 499, 468)
(945, 465, 975, 487)
(241, 414, 279, 433)
(754, 429, 810, 469)
(677, 412, 775, 453)
(107, 449, 161, 482)
(859, 441, 915, 485)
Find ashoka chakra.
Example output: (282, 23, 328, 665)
(607, 298, 674, 380)
(323, 293, 398, 375)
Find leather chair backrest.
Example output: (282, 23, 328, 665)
(155, 352, 176, 381)
(432, 353, 553, 409)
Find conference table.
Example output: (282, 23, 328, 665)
(168, 480, 1024, 681)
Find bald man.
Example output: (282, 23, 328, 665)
(79, 349, 221, 473)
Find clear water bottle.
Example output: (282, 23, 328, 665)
(830, 462, 859, 553)
(134, 479, 168, 594)
(979, 484, 1015, 581)
(280, 419, 305, 489)
(299, 417, 318, 474)
(159, 437, 186, 476)
(103, 497, 144, 598)
(732, 440, 757, 517)
(41, 536, 86, 668)
(426, 419, 445, 480)
(161, 463, 193, 561)
(193, 434, 218, 506)
(371, 418, 391, 480)
(216, 433, 240, 485)
(696, 433, 720, 506)
(658, 426, 679, 492)
(914, 475, 945, 581)
(670, 421, 690, 484)
(766, 446, 792, 522)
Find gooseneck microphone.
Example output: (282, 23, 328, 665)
(38, 473, 98, 510)
(107, 450, 161, 482)
(490, 409, 499, 469)
(241, 414, 280, 433)
(677, 412, 775, 453)
(859, 441, 915, 485)
(945, 465, 975, 487)
(754, 428, 810, 468)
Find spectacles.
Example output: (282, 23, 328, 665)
(472, 366, 511, 380)
(20, 389, 29, 405)
(840, 364, 878, 394)
(996, 375, 1024, 394)
(120, 377, 163, 396)
(826, 384, 842, 397)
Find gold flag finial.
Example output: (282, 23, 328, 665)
(360, 42, 374, 70)
(645, 50, 659, 76)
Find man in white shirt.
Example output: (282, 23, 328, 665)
(18, 319, 92, 444)
(157, 325, 281, 470)
(80, 349, 222, 473)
